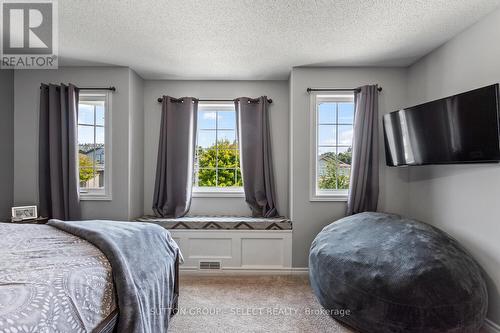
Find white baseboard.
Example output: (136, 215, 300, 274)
(485, 318, 500, 333)
(180, 267, 309, 276)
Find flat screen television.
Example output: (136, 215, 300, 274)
(383, 84, 500, 166)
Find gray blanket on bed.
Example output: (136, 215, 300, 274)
(48, 219, 181, 333)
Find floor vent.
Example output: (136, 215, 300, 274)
(199, 261, 221, 270)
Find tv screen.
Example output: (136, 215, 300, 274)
(383, 84, 500, 166)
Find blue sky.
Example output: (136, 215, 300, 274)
(78, 103, 105, 144)
(197, 110, 236, 148)
(318, 102, 354, 124)
(77, 102, 353, 150)
(318, 102, 354, 149)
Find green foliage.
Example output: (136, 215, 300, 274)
(337, 148, 352, 164)
(79, 154, 95, 184)
(196, 139, 242, 187)
(321, 148, 352, 165)
(318, 149, 352, 190)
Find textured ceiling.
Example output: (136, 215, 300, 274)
(59, 0, 500, 79)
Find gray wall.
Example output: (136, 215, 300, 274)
(289, 67, 409, 267)
(128, 70, 145, 219)
(143, 80, 290, 217)
(7, 15, 499, 321)
(406, 7, 500, 324)
(13, 67, 142, 220)
(0, 70, 14, 220)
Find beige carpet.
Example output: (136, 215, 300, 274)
(168, 274, 354, 333)
(169, 274, 490, 333)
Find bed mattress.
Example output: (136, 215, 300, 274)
(0, 223, 117, 333)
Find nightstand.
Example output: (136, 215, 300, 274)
(10, 217, 49, 224)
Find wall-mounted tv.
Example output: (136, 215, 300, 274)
(383, 84, 500, 166)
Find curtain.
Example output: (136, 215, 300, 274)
(235, 96, 278, 217)
(153, 96, 198, 218)
(347, 85, 379, 215)
(39, 83, 81, 220)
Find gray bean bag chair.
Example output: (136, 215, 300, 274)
(309, 212, 487, 333)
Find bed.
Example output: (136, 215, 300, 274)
(0, 221, 180, 333)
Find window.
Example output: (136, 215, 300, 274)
(193, 102, 243, 197)
(77, 91, 112, 200)
(310, 93, 355, 201)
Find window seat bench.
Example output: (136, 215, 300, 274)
(136, 215, 292, 230)
(137, 216, 293, 270)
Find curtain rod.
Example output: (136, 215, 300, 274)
(79, 86, 116, 91)
(39, 85, 116, 91)
(306, 87, 382, 93)
(157, 97, 273, 104)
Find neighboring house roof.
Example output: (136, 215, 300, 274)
(319, 153, 350, 168)
(79, 143, 104, 154)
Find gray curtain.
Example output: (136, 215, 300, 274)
(235, 97, 278, 217)
(153, 96, 198, 217)
(347, 85, 379, 215)
(39, 83, 81, 220)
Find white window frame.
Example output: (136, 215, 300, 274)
(193, 101, 244, 198)
(78, 91, 113, 201)
(309, 92, 354, 202)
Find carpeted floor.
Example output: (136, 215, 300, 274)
(168, 274, 354, 333)
(169, 274, 490, 333)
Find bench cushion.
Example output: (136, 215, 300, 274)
(137, 215, 292, 230)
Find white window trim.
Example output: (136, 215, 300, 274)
(192, 186, 245, 198)
(192, 101, 244, 197)
(79, 90, 112, 201)
(309, 92, 354, 202)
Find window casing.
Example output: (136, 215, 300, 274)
(310, 92, 355, 201)
(77, 91, 112, 200)
(193, 102, 243, 197)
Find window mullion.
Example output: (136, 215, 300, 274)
(335, 103, 339, 190)
(316, 103, 320, 193)
(215, 111, 219, 187)
(93, 105, 97, 188)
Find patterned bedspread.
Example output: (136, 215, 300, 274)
(0, 223, 117, 333)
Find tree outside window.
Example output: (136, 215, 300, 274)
(194, 104, 242, 190)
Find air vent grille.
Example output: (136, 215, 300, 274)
(199, 261, 221, 270)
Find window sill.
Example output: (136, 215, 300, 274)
(192, 189, 245, 198)
(310, 192, 348, 202)
(80, 194, 112, 201)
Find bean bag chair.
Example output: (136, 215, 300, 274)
(309, 212, 487, 333)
